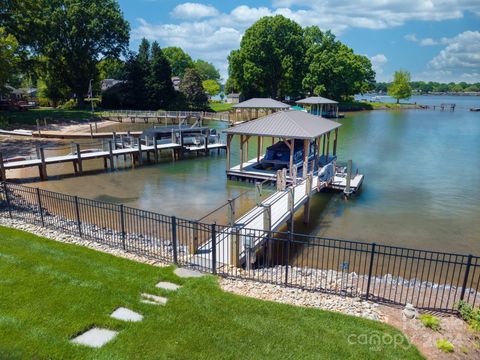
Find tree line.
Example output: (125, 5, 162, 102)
(0, 0, 220, 110)
(375, 81, 480, 94)
(227, 16, 375, 101)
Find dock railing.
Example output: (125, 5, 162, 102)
(1, 182, 479, 313)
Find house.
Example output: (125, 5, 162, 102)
(226, 93, 240, 104)
(101, 79, 123, 92)
(171, 76, 181, 91)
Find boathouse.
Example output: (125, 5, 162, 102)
(296, 96, 339, 118)
(230, 98, 290, 123)
(224, 110, 342, 182)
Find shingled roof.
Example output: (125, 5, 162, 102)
(232, 98, 290, 109)
(223, 110, 341, 139)
(296, 96, 338, 105)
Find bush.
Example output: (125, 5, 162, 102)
(456, 301, 480, 333)
(37, 98, 52, 107)
(0, 115, 10, 128)
(436, 339, 454, 353)
(58, 99, 78, 110)
(418, 314, 441, 331)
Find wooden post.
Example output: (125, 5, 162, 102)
(303, 173, 313, 224)
(39, 147, 47, 180)
(230, 227, 240, 267)
(112, 132, 117, 150)
(263, 204, 271, 231)
(76, 144, 83, 175)
(226, 134, 232, 170)
(189, 221, 199, 254)
(227, 198, 235, 226)
(154, 137, 159, 163)
(95, 122, 98, 133)
(289, 139, 294, 176)
(204, 129, 209, 155)
(0, 153, 6, 181)
(137, 137, 143, 165)
(333, 128, 338, 156)
(314, 137, 320, 171)
(256, 136, 261, 163)
(325, 132, 330, 162)
(239, 135, 244, 171)
(108, 140, 115, 171)
(89, 123, 93, 138)
(345, 160, 352, 195)
(36, 119, 41, 136)
(302, 139, 309, 178)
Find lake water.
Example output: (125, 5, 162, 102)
(5, 95, 480, 254)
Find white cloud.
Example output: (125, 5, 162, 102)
(371, 54, 388, 74)
(133, 2, 480, 81)
(170, 3, 219, 19)
(429, 31, 480, 70)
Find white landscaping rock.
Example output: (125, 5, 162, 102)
(71, 328, 118, 348)
(156, 281, 181, 291)
(141, 293, 168, 305)
(402, 303, 418, 320)
(174, 268, 205, 278)
(110, 307, 143, 322)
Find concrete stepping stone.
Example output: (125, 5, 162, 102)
(110, 307, 143, 322)
(174, 268, 205, 278)
(71, 327, 118, 348)
(140, 293, 168, 305)
(156, 281, 182, 291)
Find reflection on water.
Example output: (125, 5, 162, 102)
(3, 98, 480, 254)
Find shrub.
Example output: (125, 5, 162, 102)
(456, 301, 480, 333)
(58, 99, 78, 110)
(0, 115, 9, 128)
(37, 98, 52, 107)
(418, 314, 441, 331)
(436, 339, 454, 353)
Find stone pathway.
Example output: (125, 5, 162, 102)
(174, 268, 205, 278)
(110, 307, 143, 322)
(70, 272, 185, 348)
(156, 281, 182, 291)
(71, 328, 118, 348)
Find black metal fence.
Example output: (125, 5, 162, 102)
(0, 182, 478, 312)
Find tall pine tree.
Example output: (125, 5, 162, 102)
(148, 42, 175, 110)
(179, 68, 208, 110)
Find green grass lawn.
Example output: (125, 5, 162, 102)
(0, 108, 97, 129)
(0, 226, 423, 359)
(209, 102, 233, 112)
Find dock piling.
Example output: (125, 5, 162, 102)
(108, 141, 114, 171)
(39, 147, 47, 180)
(76, 144, 83, 175)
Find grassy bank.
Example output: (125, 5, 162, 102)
(0, 108, 97, 129)
(339, 101, 419, 112)
(0, 226, 423, 359)
(209, 102, 233, 112)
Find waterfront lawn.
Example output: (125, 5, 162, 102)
(0, 108, 97, 129)
(0, 226, 423, 360)
(209, 102, 233, 112)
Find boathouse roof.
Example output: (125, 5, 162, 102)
(223, 110, 341, 139)
(296, 96, 338, 105)
(232, 98, 290, 109)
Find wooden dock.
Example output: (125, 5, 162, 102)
(102, 110, 230, 124)
(189, 166, 364, 269)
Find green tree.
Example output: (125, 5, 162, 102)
(163, 47, 194, 78)
(0, 27, 20, 95)
(180, 68, 208, 110)
(202, 79, 220, 97)
(4, 0, 129, 107)
(97, 58, 125, 80)
(388, 70, 412, 103)
(228, 15, 305, 99)
(122, 39, 151, 109)
(194, 59, 220, 81)
(148, 41, 175, 109)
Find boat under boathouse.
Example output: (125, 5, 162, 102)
(296, 96, 341, 118)
(223, 110, 364, 193)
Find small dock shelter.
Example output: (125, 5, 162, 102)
(231, 98, 290, 123)
(296, 96, 339, 118)
(224, 110, 341, 181)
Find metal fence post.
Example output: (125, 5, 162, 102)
(120, 204, 126, 250)
(460, 255, 473, 301)
(36, 188, 45, 227)
(211, 223, 217, 275)
(172, 216, 178, 264)
(74, 196, 82, 237)
(365, 243, 376, 301)
(3, 182, 12, 218)
(285, 237, 291, 286)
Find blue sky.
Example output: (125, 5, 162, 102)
(117, 0, 480, 83)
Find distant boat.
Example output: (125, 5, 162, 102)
(470, 108, 480, 112)
(371, 96, 381, 102)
